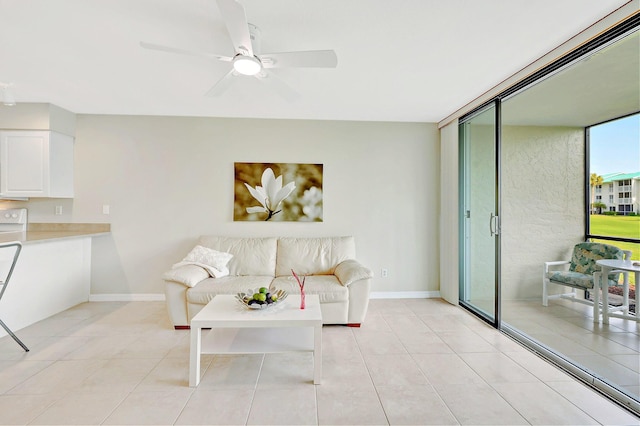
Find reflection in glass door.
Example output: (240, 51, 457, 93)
(459, 103, 500, 324)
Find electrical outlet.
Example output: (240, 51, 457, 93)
(381, 268, 388, 278)
(102, 205, 110, 215)
(55, 206, 63, 215)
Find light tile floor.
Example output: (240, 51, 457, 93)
(0, 299, 637, 425)
(502, 297, 640, 400)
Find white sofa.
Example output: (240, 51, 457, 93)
(163, 236, 373, 328)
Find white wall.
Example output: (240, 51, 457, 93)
(19, 115, 440, 297)
(501, 125, 585, 300)
(439, 121, 458, 304)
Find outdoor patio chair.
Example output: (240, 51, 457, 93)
(542, 242, 631, 322)
(0, 241, 28, 351)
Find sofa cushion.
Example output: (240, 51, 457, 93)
(198, 236, 277, 276)
(271, 275, 348, 303)
(186, 276, 274, 305)
(275, 236, 355, 277)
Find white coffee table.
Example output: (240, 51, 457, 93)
(189, 294, 322, 387)
(596, 259, 640, 324)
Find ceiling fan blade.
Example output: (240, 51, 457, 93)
(140, 42, 232, 61)
(204, 69, 237, 97)
(261, 50, 338, 69)
(216, 0, 253, 56)
(255, 71, 299, 102)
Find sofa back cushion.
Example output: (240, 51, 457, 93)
(198, 236, 277, 276)
(276, 236, 355, 277)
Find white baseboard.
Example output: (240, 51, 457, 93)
(370, 291, 441, 299)
(89, 292, 439, 302)
(89, 293, 166, 302)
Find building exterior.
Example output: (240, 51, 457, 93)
(595, 171, 640, 214)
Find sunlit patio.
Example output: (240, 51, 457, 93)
(502, 297, 640, 401)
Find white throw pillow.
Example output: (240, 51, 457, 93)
(163, 264, 209, 287)
(173, 245, 233, 278)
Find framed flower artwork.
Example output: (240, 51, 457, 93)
(234, 162, 323, 222)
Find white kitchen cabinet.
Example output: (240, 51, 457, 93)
(0, 130, 74, 198)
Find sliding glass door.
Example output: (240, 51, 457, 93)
(459, 102, 500, 325)
(456, 15, 639, 412)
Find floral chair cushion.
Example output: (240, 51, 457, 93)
(569, 242, 625, 275)
(547, 270, 618, 290)
(547, 242, 625, 289)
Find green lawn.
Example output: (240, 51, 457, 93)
(590, 215, 639, 288)
(590, 215, 640, 261)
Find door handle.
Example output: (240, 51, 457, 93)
(489, 213, 500, 236)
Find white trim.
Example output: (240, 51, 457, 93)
(90, 292, 441, 301)
(370, 291, 441, 299)
(89, 293, 166, 302)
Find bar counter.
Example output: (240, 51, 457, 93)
(0, 223, 110, 245)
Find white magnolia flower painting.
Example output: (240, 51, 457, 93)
(234, 163, 323, 222)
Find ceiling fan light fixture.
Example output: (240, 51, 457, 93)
(233, 55, 261, 76)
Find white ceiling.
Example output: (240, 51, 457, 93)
(502, 30, 640, 127)
(0, 0, 632, 123)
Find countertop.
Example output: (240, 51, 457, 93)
(0, 223, 110, 245)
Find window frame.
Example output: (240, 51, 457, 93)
(586, 112, 640, 244)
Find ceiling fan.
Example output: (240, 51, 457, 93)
(140, 0, 338, 100)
